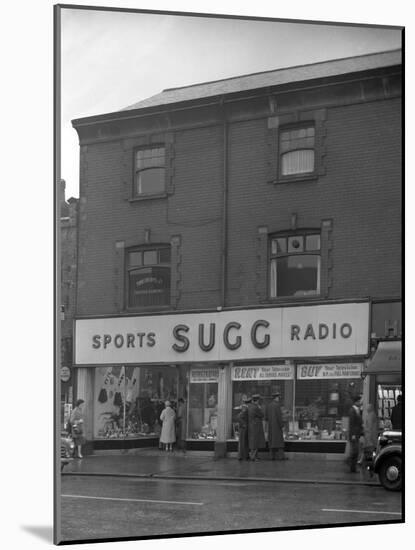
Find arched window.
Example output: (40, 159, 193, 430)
(126, 245, 171, 308)
(270, 232, 320, 298)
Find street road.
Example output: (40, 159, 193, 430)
(59, 476, 402, 542)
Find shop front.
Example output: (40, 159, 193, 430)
(363, 340, 402, 431)
(228, 362, 363, 453)
(362, 301, 402, 431)
(74, 301, 369, 454)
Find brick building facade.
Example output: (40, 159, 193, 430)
(71, 50, 402, 455)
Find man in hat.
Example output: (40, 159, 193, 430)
(348, 394, 363, 472)
(248, 394, 266, 461)
(237, 396, 251, 460)
(266, 391, 287, 460)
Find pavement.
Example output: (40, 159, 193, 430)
(62, 447, 380, 487)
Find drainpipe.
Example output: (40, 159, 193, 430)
(220, 98, 228, 308)
(215, 99, 231, 459)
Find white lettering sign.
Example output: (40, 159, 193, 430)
(75, 302, 369, 365)
(190, 368, 219, 383)
(231, 365, 294, 381)
(297, 363, 363, 379)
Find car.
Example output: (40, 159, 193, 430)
(372, 430, 402, 491)
(61, 432, 75, 472)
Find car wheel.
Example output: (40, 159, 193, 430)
(378, 455, 402, 491)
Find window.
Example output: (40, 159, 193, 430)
(279, 125, 315, 177)
(294, 375, 363, 439)
(231, 377, 293, 440)
(188, 368, 219, 440)
(134, 146, 166, 197)
(270, 232, 320, 298)
(94, 365, 178, 439)
(126, 246, 171, 308)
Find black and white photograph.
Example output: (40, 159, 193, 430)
(54, 3, 405, 545)
(3, 1, 409, 548)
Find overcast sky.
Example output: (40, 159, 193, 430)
(61, 7, 402, 199)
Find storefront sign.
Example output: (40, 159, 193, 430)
(190, 368, 220, 383)
(297, 363, 363, 379)
(75, 302, 369, 365)
(232, 365, 294, 380)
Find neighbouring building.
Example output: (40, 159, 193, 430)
(71, 49, 402, 455)
(60, 179, 78, 429)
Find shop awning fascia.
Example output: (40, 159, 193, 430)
(363, 340, 402, 375)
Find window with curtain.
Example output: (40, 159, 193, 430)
(279, 125, 315, 177)
(133, 146, 166, 197)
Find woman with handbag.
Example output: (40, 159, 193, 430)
(70, 399, 86, 458)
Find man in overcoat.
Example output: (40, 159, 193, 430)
(237, 396, 250, 460)
(265, 391, 287, 460)
(348, 394, 363, 472)
(248, 394, 266, 461)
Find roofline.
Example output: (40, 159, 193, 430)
(162, 48, 402, 93)
(72, 49, 402, 128)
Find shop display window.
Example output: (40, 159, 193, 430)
(291, 378, 363, 441)
(231, 380, 293, 440)
(93, 365, 178, 439)
(188, 371, 218, 440)
(376, 384, 401, 430)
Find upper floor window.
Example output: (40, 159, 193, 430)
(126, 246, 171, 308)
(134, 146, 166, 197)
(279, 125, 315, 177)
(270, 232, 320, 299)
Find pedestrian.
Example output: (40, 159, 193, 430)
(175, 397, 187, 453)
(159, 400, 176, 452)
(141, 397, 157, 433)
(360, 403, 378, 467)
(348, 394, 363, 472)
(70, 399, 86, 459)
(237, 396, 251, 461)
(391, 394, 402, 430)
(247, 394, 266, 461)
(265, 391, 287, 460)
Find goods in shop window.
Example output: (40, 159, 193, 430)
(98, 388, 108, 403)
(232, 422, 240, 440)
(207, 394, 216, 407)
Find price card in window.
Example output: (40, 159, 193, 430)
(190, 368, 219, 383)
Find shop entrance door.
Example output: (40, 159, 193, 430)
(376, 383, 401, 430)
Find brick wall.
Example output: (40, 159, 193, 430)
(226, 98, 401, 306)
(76, 96, 401, 316)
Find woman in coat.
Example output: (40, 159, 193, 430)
(159, 400, 176, 452)
(70, 399, 86, 458)
(247, 394, 266, 461)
